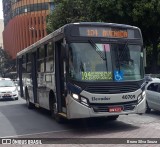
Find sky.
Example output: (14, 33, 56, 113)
(0, 0, 3, 19)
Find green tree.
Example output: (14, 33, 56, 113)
(0, 48, 16, 77)
(88, 0, 134, 24)
(47, 0, 160, 73)
(132, 0, 160, 73)
(46, 0, 91, 33)
(88, 0, 160, 73)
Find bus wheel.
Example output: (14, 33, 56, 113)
(146, 101, 151, 113)
(26, 91, 34, 109)
(107, 115, 119, 120)
(50, 102, 65, 123)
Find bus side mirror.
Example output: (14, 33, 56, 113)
(61, 43, 69, 60)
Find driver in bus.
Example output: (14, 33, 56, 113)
(69, 50, 75, 78)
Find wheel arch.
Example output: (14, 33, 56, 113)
(49, 90, 56, 110)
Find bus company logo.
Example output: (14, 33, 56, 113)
(2, 139, 12, 144)
(91, 97, 110, 101)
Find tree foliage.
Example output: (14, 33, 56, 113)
(0, 47, 16, 77)
(47, 0, 160, 73)
(47, 0, 90, 33)
(88, 0, 160, 73)
(132, 0, 160, 73)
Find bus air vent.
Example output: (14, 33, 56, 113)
(85, 83, 139, 94)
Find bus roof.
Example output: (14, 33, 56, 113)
(17, 22, 140, 57)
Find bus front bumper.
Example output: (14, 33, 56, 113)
(66, 95, 146, 119)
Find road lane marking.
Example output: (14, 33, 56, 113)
(1, 129, 73, 138)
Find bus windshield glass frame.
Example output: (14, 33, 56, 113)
(68, 42, 144, 82)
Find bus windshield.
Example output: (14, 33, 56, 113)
(68, 43, 144, 82)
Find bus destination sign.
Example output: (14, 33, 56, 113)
(79, 27, 128, 38)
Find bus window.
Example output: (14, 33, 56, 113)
(111, 44, 142, 80)
(37, 46, 45, 72)
(26, 53, 32, 73)
(22, 55, 27, 73)
(46, 42, 54, 72)
(69, 43, 112, 81)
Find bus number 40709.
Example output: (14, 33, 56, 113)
(122, 95, 135, 99)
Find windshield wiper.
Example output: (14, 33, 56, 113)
(88, 39, 106, 60)
(115, 41, 129, 72)
(119, 41, 129, 61)
(115, 45, 121, 72)
(88, 39, 109, 71)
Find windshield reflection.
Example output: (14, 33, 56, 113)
(0, 80, 15, 87)
(68, 43, 144, 82)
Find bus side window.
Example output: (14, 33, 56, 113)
(22, 55, 27, 73)
(37, 46, 45, 72)
(26, 53, 32, 73)
(45, 42, 54, 72)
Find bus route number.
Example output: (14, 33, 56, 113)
(87, 29, 98, 36)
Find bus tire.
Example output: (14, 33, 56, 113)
(107, 115, 119, 120)
(25, 90, 34, 109)
(50, 98, 65, 123)
(146, 101, 151, 113)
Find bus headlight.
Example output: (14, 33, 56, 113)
(71, 93, 89, 106)
(72, 93, 79, 100)
(137, 91, 146, 104)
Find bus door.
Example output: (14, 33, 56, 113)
(55, 41, 66, 113)
(17, 57, 23, 97)
(31, 52, 38, 104)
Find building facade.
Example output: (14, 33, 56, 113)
(0, 19, 4, 49)
(2, 0, 54, 59)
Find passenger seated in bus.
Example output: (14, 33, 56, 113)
(82, 61, 92, 72)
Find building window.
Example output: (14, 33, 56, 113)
(12, 3, 49, 17)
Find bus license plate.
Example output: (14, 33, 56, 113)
(4, 94, 10, 96)
(109, 107, 122, 112)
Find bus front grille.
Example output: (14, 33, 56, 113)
(90, 101, 137, 112)
(85, 84, 139, 94)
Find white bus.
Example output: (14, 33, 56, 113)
(17, 22, 146, 122)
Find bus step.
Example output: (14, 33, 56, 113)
(35, 103, 40, 108)
(58, 113, 67, 118)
